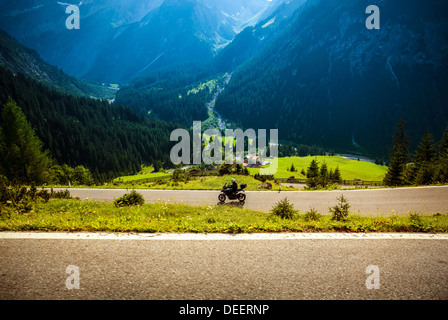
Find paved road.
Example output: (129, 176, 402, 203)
(0, 233, 447, 301)
(60, 185, 448, 216)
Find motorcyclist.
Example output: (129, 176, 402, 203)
(231, 178, 238, 195)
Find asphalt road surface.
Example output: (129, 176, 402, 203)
(0, 233, 447, 301)
(59, 185, 448, 216)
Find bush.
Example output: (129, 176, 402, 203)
(254, 173, 274, 182)
(270, 197, 298, 219)
(113, 190, 145, 207)
(172, 168, 189, 182)
(304, 208, 321, 221)
(218, 163, 232, 176)
(0, 183, 70, 214)
(330, 194, 350, 221)
(49, 189, 72, 199)
(48, 164, 94, 186)
(409, 212, 433, 232)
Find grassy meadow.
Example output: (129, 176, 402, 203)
(106, 156, 388, 191)
(112, 165, 171, 182)
(248, 156, 388, 180)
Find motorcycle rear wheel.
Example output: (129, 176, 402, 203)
(238, 193, 246, 202)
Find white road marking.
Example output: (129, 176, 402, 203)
(1, 232, 447, 240)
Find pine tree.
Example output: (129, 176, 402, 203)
(319, 162, 329, 187)
(0, 98, 51, 184)
(435, 126, 448, 183)
(412, 130, 436, 185)
(384, 119, 409, 186)
(306, 159, 320, 189)
(306, 159, 319, 178)
(290, 163, 296, 172)
(332, 166, 342, 181)
(414, 130, 436, 164)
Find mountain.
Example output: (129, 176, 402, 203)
(0, 65, 177, 181)
(210, 0, 309, 73)
(0, 28, 177, 180)
(3, 0, 447, 162)
(213, 0, 448, 159)
(0, 0, 282, 84)
(0, 29, 115, 99)
(114, 1, 307, 128)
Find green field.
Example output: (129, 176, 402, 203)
(248, 156, 388, 181)
(113, 166, 171, 182)
(110, 156, 388, 190)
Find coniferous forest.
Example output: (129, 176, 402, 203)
(0, 66, 178, 182)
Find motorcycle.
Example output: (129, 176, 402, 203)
(218, 183, 247, 203)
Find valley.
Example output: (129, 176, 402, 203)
(203, 73, 232, 130)
(1, 2, 447, 307)
(1, 0, 448, 206)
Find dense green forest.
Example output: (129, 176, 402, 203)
(213, 0, 448, 160)
(115, 64, 218, 127)
(0, 67, 177, 182)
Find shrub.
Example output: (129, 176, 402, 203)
(218, 163, 231, 176)
(409, 212, 433, 232)
(0, 183, 69, 214)
(270, 197, 298, 219)
(330, 194, 350, 221)
(172, 168, 189, 182)
(113, 190, 145, 207)
(49, 189, 72, 199)
(304, 208, 321, 221)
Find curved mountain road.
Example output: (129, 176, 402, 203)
(58, 185, 448, 216)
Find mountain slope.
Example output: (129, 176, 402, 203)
(0, 65, 177, 181)
(0, 0, 282, 84)
(0, 29, 115, 99)
(214, 0, 448, 158)
(211, 0, 309, 73)
(115, 1, 306, 127)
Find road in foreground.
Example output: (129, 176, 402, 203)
(59, 185, 448, 216)
(0, 233, 447, 300)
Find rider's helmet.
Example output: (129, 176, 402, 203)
(231, 178, 235, 182)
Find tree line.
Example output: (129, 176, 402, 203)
(305, 159, 342, 190)
(384, 119, 448, 186)
(114, 64, 219, 127)
(0, 67, 177, 183)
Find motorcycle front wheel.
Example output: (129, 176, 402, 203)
(238, 193, 246, 202)
(218, 193, 226, 202)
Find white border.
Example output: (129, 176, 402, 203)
(1, 232, 447, 240)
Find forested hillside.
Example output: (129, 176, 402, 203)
(0, 30, 115, 100)
(0, 67, 177, 181)
(115, 0, 448, 162)
(115, 66, 229, 127)
(214, 0, 448, 159)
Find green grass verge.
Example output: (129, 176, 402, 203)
(142, 175, 292, 191)
(108, 174, 294, 191)
(1, 199, 447, 233)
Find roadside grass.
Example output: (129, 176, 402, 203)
(101, 175, 294, 191)
(1, 198, 447, 233)
(143, 175, 293, 191)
